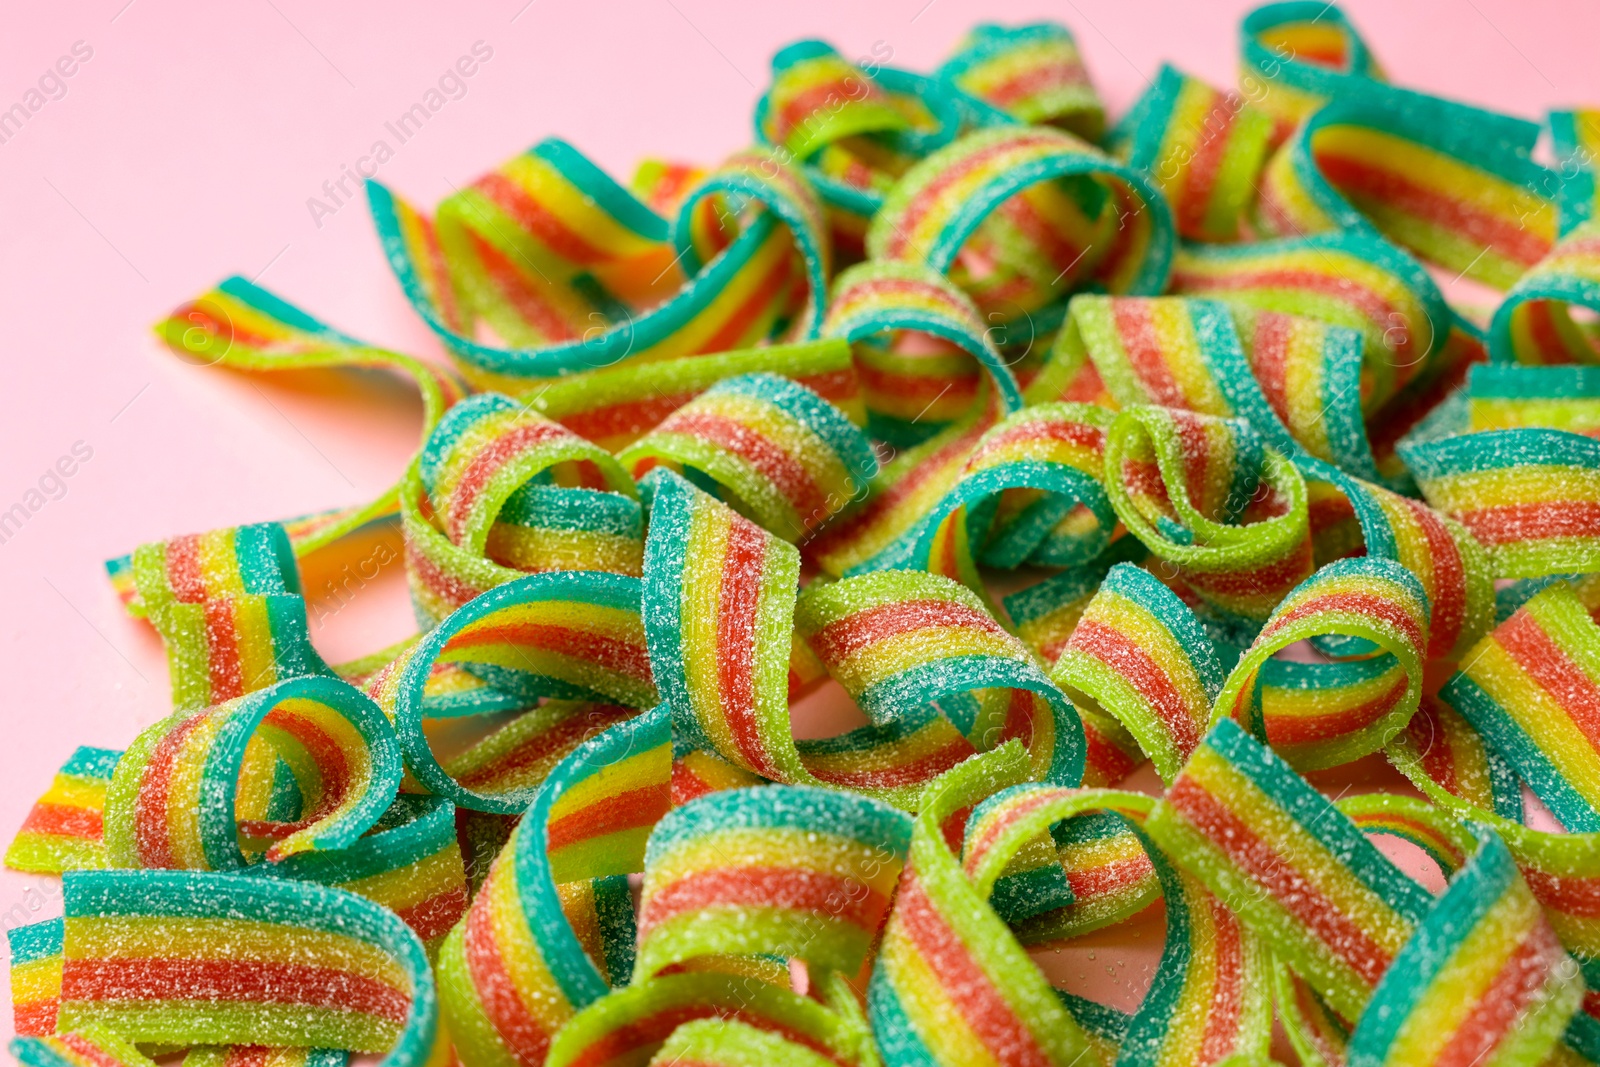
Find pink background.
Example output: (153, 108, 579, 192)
(2, 0, 1597, 1049)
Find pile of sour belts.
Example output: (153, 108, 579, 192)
(13, 4, 1600, 1066)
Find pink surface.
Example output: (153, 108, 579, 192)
(1, 0, 1597, 1050)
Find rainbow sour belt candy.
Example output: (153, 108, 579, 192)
(20, 3, 1600, 1065)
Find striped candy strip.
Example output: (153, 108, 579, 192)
(961, 783, 1275, 1067)
(1490, 218, 1600, 366)
(868, 125, 1173, 301)
(1400, 693, 1526, 823)
(55, 869, 437, 1064)
(793, 569, 1084, 787)
(755, 40, 911, 160)
(821, 258, 1021, 445)
(1103, 404, 1312, 633)
(150, 277, 466, 558)
(1439, 582, 1600, 832)
(671, 749, 766, 806)
(544, 971, 874, 1067)
(102, 675, 401, 870)
(1237, 1, 1388, 141)
(114, 523, 332, 712)
(617, 372, 878, 542)
(641, 468, 810, 787)
(258, 795, 468, 955)
(804, 380, 1008, 578)
(634, 785, 910, 981)
(7, 747, 120, 873)
(1112, 64, 1273, 243)
(1467, 364, 1600, 437)
(440, 699, 639, 803)
(847, 402, 1117, 591)
(937, 21, 1104, 140)
(10, 919, 64, 1037)
(369, 569, 657, 813)
(1343, 821, 1581, 1067)
(1147, 717, 1584, 1066)
(1169, 231, 1450, 412)
(409, 391, 638, 623)
(1050, 562, 1226, 783)
(1255, 92, 1560, 290)
(1008, 808, 1162, 945)
(644, 469, 986, 808)
(1551, 109, 1600, 225)
(1058, 294, 1490, 660)
(1402, 427, 1600, 579)
(1214, 556, 1428, 770)
(371, 141, 823, 391)
(438, 706, 670, 1067)
(754, 43, 963, 258)
(480, 485, 643, 578)
(524, 338, 859, 452)
(869, 744, 1105, 1067)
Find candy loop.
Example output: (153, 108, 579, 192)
(1213, 556, 1429, 770)
(1490, 218, 1600, 366)
(936, 22, 1105, 140)
(1238, 0, 1388, 138)
(103, 674, 401, 870)
(617, 372, 878, 542)
(369, 141, 822, 389)
(372, 569, 657, 813)
(868, 125, 1174, 301)
(959, 782, 1276, 1067)
(633, 785, 910, 981)
(1147, 718, 1583, 1065)
(1050, 562, 1226, 783)
(1104, 404, 1312, 632)
(794, 569, 1084, 786)
(438, 706, 670, 1067)
(823, 257, 1023, 440)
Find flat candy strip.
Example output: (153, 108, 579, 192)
(114, 523, 332, 712)
(151, 277, 466, 558)
(56, 869, 437, 1063)
(102, 675, 401, 869)
(1439, 581, 1600, 831)
(7, 747, 120, 873)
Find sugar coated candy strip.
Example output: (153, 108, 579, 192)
(56, 869, 437, 1063)
(102, 674, 402, 869)
(7, 748, 120, 874)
